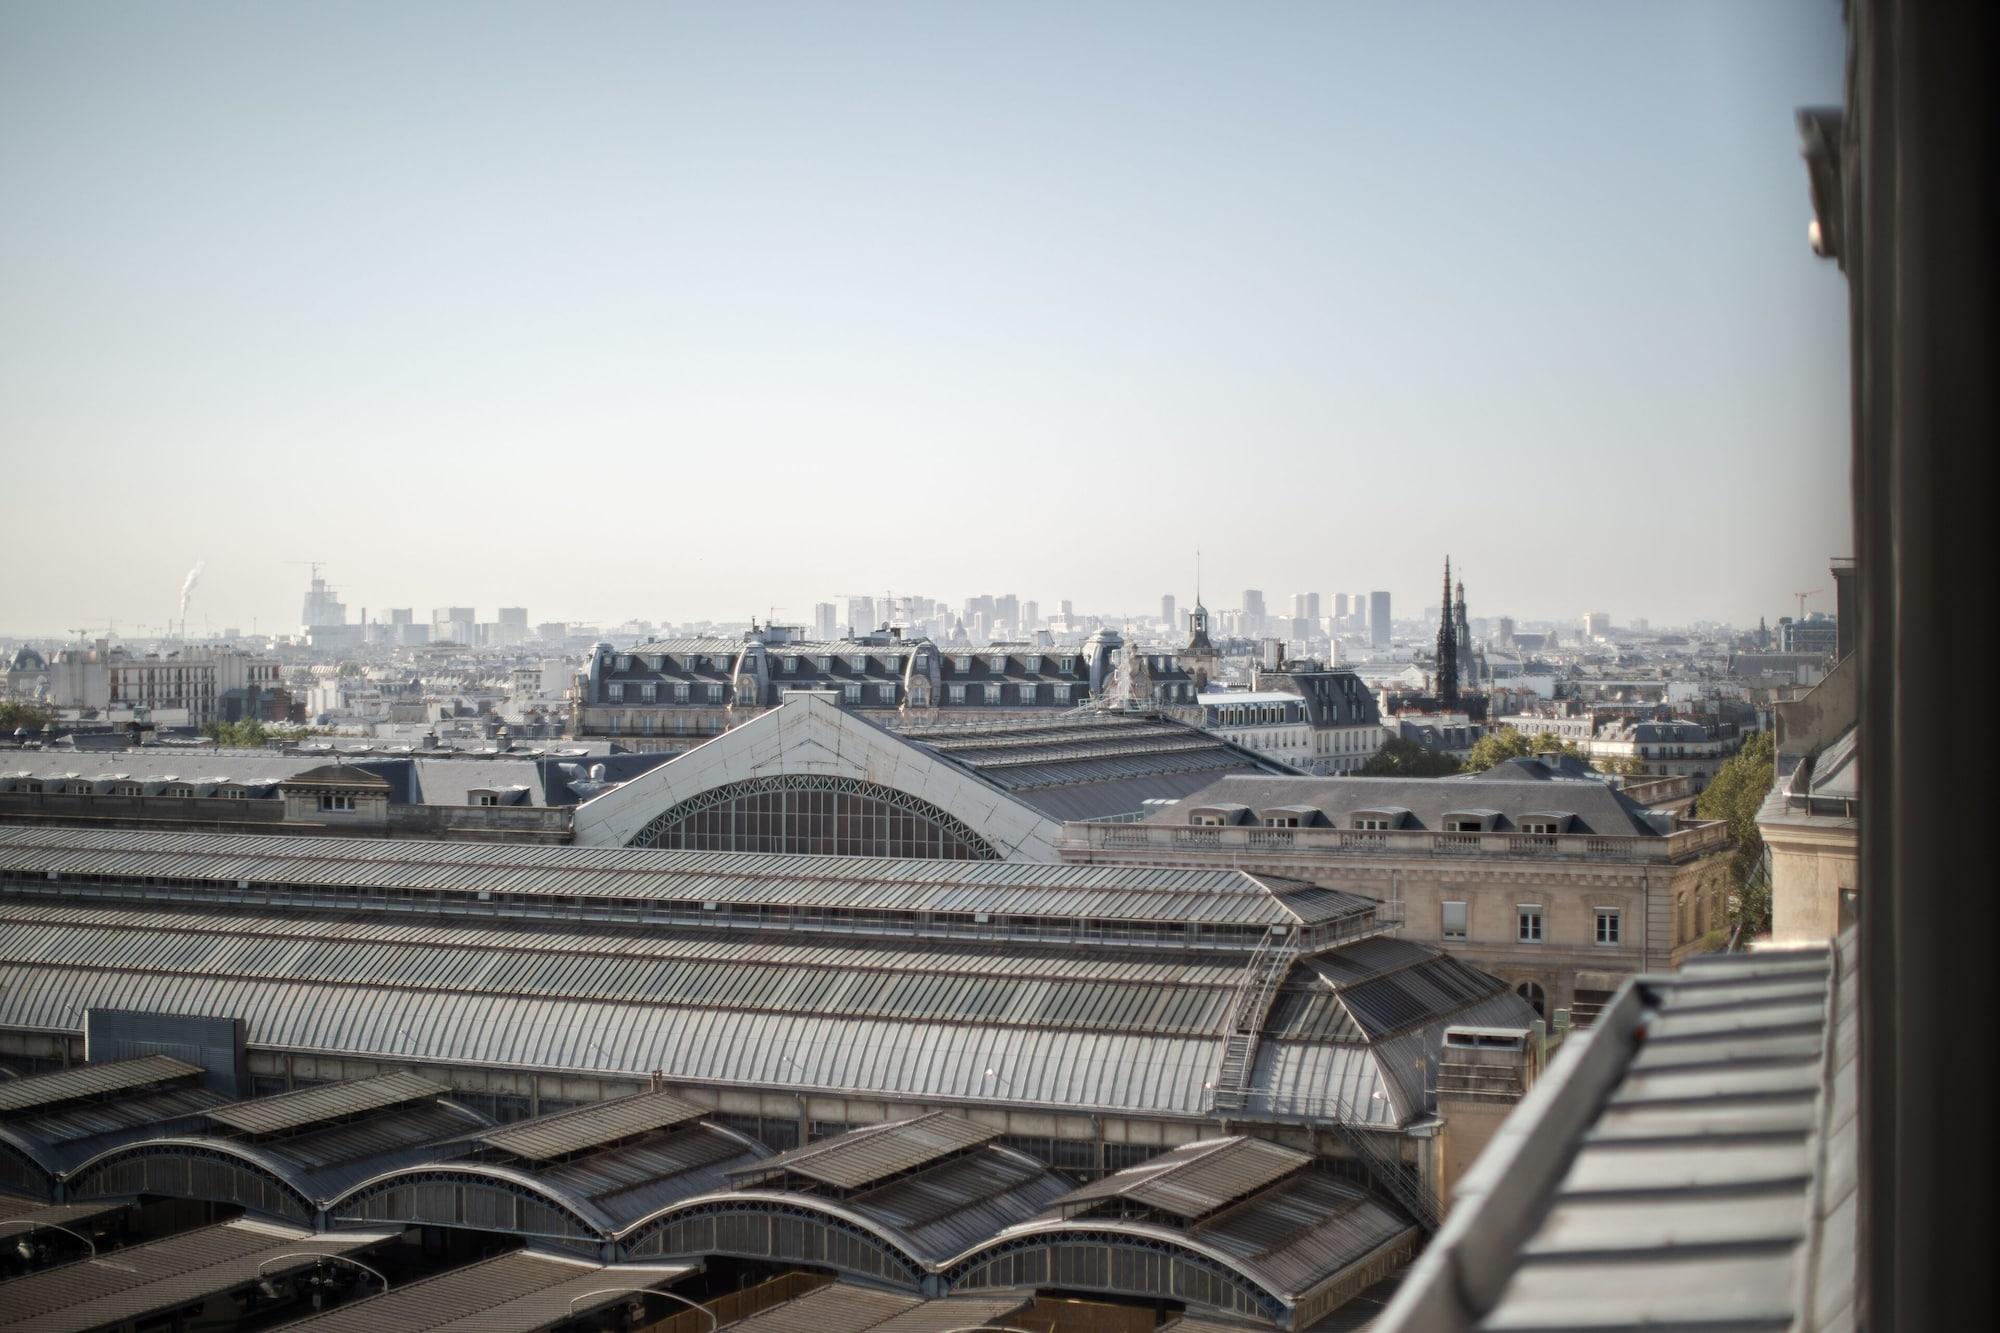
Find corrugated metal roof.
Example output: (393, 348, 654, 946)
(274, 1252, 694, 1333)
(1192, 1170, 1413, 1298)
(864, 1295, 1035, 1333)
(0, 963, 1229, 1118)
(0, 1082, 229, 1176)
(206, 1071, 448, 1137)
(727, 1283, 922, 1333)
(0, 1196, 127, 1230)
(533, 1122, 767, 1230)
(472, 1088, 710, 1162)
(0, 1218, 396, 1333)
(0, 825, 1310, 928)
(1053, 1137, 1308, 1219)
(845, 1145, 1072, 1263)
(0, 1055, 201, 1115)
(0, 909, 1240, 1038)
(731, 1113, 996, 1192)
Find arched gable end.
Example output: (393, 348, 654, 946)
(618, 1196, 927, 1289)
(945, 1227, 1287, 1324)
(330, 1165, 609, 1244)
(66, 1141, 316, 1224)
(627, 773, 1003, 860)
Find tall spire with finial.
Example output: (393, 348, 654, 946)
(1436, 556, 1460, 709)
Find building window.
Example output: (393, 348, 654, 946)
(843, 683, 862, 703)
(708, 684, 725, 702)
(878, 683, 897, 703)
(784, 656, 799, 672)
(1516, 980, 1547, 1019)
(1053, 684, 1070, 702)
(607, 682, 624, 702)
(1518, 905, 1544, 943)
(1522, 819, 1559, 836)
(674, 683, 690, 703)
(475, 793, 498, 806)
(948, 684, 967, 703)
(1442, 901, 1468, 940)
(1016, 683, 1037, 704)
(955, 656, 974, 673)
(641, 683, 657, 703)
(318, 793, 354, 812)
(1595, 907, 1622, 945)
(617, 655, 630, 671)
(1353, 817, 1390, 831)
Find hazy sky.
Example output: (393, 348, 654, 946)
(1, 1, 1850, 636)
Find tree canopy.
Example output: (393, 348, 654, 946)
(1359, 736, 1464, 777)
(0, 700, 55, 732)
(200, 719, 322, 748)
(1463, 726, 1584, 773)
(1695, 730, 1778, 935)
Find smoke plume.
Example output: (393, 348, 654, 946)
(179, 560, 205, 621)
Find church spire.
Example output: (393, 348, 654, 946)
(1436, 556, 1460, 709)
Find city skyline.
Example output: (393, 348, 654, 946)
(3, 1, 1848, 633)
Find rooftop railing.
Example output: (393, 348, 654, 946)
(1065, 819, 1730, 864)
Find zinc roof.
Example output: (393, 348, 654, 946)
(0, 1218, 396, 1333)
(472, 1088, 710, 1163)
(836, 1144, 1071, 1263)
(1144, 773, 1661, 837)
(1376, 935, 1851, 1332)
(731, 1113, 995, 1192)
(206, 1071, 448, 1137)
(275, 1252, 694, 1333)
(0, 1055, 202, 1116)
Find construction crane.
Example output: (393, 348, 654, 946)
(1792, 588, 1823, 619)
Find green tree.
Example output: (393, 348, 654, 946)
(201, 719, 270, 747)
(1463, 726, 1583, 773)
(0, 700, 55, 732)
(1696, 730, 1778, 935)
(1359, 736, 1464, 777)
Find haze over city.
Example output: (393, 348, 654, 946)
(0, 0, 1849, 635)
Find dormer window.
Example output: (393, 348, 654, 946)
(617, 655, 631, 671)
(817, 656, 832, 672)
(784, 656, 799, 672)
(1353, 817, 1391, 831)
(956, 655, 974, 673)
(1263, 815, 1299, 828)
(1522, 820, 1560, 836)
(1192, 813, 1227, 827)
(1444, 819, 1483, 833)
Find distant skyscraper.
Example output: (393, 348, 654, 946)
(1241, 589, 1266, 637)
(432, 606, 474, 644)
(1583, 611, 1612, 638)
(1059, 599, 1074, 621)
(814, 602, 838, 641)
(497, 606, 529, 646)
(1161, 594, 1177, 627)
(847, 597, 876, 635)
(1304, 592, 1321, 623)
(1022, 600, 1040, 631)
(1369, 591, 1391, 648)
(1335, 592, 1350, 623)
(300, 576, 346, 629)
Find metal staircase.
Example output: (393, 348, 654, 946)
(1209, 928, 1297, 1112)
(1329, 1116, 1444, 1234)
